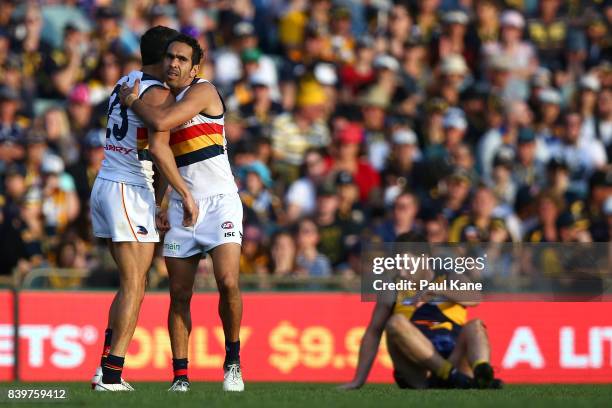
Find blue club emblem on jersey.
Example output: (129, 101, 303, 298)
(136, 226, 148, 235)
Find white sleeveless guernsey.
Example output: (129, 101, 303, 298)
(97, 70, 165, 187)
(169, 78, 238, 199)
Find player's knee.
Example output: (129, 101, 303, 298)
(386, 314, 408, 338)
(217, 274, 239, 293)
(121, 277, 146, 297)
(170, 286, 193, 307)
(467, 318, 486, 332)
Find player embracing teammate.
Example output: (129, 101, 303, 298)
(119, 34, 244, 392)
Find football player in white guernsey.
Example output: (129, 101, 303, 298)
(90, 27, 198, 392)
(120, 34, 245, 392)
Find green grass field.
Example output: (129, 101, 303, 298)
(2, 383, 612, 408)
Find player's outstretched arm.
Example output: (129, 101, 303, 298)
(121, 79, 217, 132)
(339, 300, 393, 390)
(141, 86, 198, 227)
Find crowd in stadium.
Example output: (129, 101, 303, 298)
(0, 0, 611, 287)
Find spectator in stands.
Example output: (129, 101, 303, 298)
(66, 84, 94, 140)
(239, 224, 268, 277)
(524, 190, 564, 242)
(269, 230, 297, 277)
(449, 186, 500, 242)
(239, 160, 282, 229)
(295, 217, 332, 277)
(374, 191, 420, 243)
(435, 168, 472, 224)
(326, 122, 380, 203)
(285, 148, 327, 223)
(40, 154, 79, 239)
(271, 79, 330, 184)
(67, 128, 105, 208)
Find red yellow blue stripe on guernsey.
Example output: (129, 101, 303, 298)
(169, 122, 225, 167)
(136, 128, 152, 161)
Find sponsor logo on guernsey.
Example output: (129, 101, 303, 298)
(164, 242, 181, 252)
(136, 226, 148, 235)
(221, 221, 234, 230)
(105, 144, 134, 155)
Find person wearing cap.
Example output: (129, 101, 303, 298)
(383, 127, 424, 196)
(576, 74, 601, 141)
(314, 62, 339, 113)
(440, 54, 469, 86)
(66, 83, 94, 140)
(329, 6, 355, 63)
(314, 180, 358, 268)
(372, 54, 400, 94)
(485, 10, 536, 99)
(534, 87, 563, 156)
(237, 70, 284, 139)
(340, 35, 376, 96)
(514, 127, 546, 187)
(326, 122, 380, 203)
(489, 148, 517, 207)
(438, 10, 471, 66)
(271, 79, 330, 183)
(228, 48, 265, 108)
(238, 160, 282, 228)
(437, 54, 471, 106)
(427, 107, 467, 161)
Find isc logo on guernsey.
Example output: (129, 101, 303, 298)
(0, 324, 98, 369)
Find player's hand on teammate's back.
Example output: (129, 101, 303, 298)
(182, 195, 198, 227)
(119, 78, 140, 106)
(156, 209, 170, 233)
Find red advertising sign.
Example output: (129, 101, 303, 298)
(0, 291, 611, 383)
(0, 290, 13, 381)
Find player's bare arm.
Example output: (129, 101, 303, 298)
(140, 86, 198, 227)
(339, 300, 394, 390)
(120, 79, 221, 132)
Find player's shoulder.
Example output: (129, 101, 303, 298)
(188, 78, 217, 94)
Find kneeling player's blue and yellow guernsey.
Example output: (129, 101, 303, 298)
(393, 288, 466, 358)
